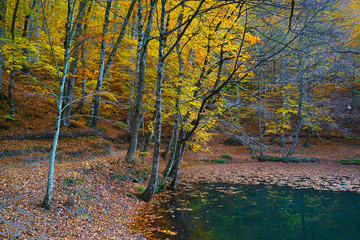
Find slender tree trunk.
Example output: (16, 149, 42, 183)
(27, 0, 40, 63)
(62, 0, 86, 127)
(169, 141, 185, 190)
(161, 123, 175, 158)
(42, 0, 76, 210)
(0, 0, 7, 99)
(286, 57, 305, 158)
(7, 0, 20, 118)
(258, 63, 264, 160)
(162, 126, 178, 180)
(163, 15, 184, 176)
(140, 113, 154, 157)
(126, 0, 156, 163)
(138, 85, 157, 157)
(304, 126, 311, 147)
(22, 0, 37, 38)
(236, 85, 240, 124)
(141, 0, 165, 202)
(88, 0, 136, 128)
(280, 58, 286, 148)
(8, 70, 15, 117)
(33, 0, 41, 63)
(303, 80, 312, 147)
(72, 1, 92, 115)
(88, 0, 112, 128)
(20, 0, 36, 73)
(104, 1, 117, 92)
(72, 43, 87, 115)
(126, 0, 142, 127)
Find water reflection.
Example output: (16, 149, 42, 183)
(155, 184, 360, 240)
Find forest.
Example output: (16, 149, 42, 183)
(0, 0, 359, 238)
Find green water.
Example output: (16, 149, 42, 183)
(155, 184, 360, 240)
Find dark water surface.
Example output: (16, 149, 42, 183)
(155, 183, 360, 240)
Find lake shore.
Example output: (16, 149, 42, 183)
(177, 137, 360, 193)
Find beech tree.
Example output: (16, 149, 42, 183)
(87, 0, 136, 129)
(42, 0, 84, 209)
(0, 0, 7, 99)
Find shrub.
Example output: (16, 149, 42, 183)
(221, 154, 232, 159)
(211, 159, 226, 163)
(340, 159, 360, 165)
(260, 155, 319, 163)
(138, 185, 146, 194)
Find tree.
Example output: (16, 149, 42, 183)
(87, 0, 136, 129)
(125, 0, 157, 163)
(0, 0, 7, 99)
(41, 0, 82, 209)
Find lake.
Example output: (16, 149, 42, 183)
(154, 183, 360, 240)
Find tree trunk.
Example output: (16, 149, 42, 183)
(27, 0, 41, 63)
(286, 56, 305, 158)
(161, 123, 175, 158)
(88, 0, 136, 128)
(162, 5, 183, 180)
(8, 70, 15, 118)
(303, 79, 312, 147)
(0, 0, 7, 99)
(88, 0, 112, 128)
(169, 142, 185, 190)
(258, 63, 264, 160)
(304, 126, 311, 147)
(62, 0, 86, 127)
(72, 43, 88, 115)
(126, 0, 156, 163)
(280, 58, 286, 148)
(41, 0, 76, 210)
(126, 0, 143, 127)
(72, 1, 92, 115)
(7, 0, 20, 118)
(141, 0, 165, 202)
(140, 121, 153, 156)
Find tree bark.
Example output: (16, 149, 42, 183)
(42, 0, 77, 210)
(126, 0, 143, 127)
(303, 79, 312, 147)
(126, 0, 156, 163)
(141, 0, 166, 202)
(280, 58, 286, 148)
(7, 0, 20, 118)
(169, 142, 185, 190)
(88, 0, 136, 128)
(286, 55, 306, 158)
(258, 63, 264, 160)
(71, 1, 92, 115)
(62, 0, 87, 127)
(88, 0, 112, 128)
(0, 0, 7, 99)
(162, 7, 183, 178)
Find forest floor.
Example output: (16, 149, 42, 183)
(1, 131, 360, 239)
(0, 136, 152, 239)
(1, 77, 360, 239)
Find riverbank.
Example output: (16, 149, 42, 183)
(178, 136, 360, 193)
